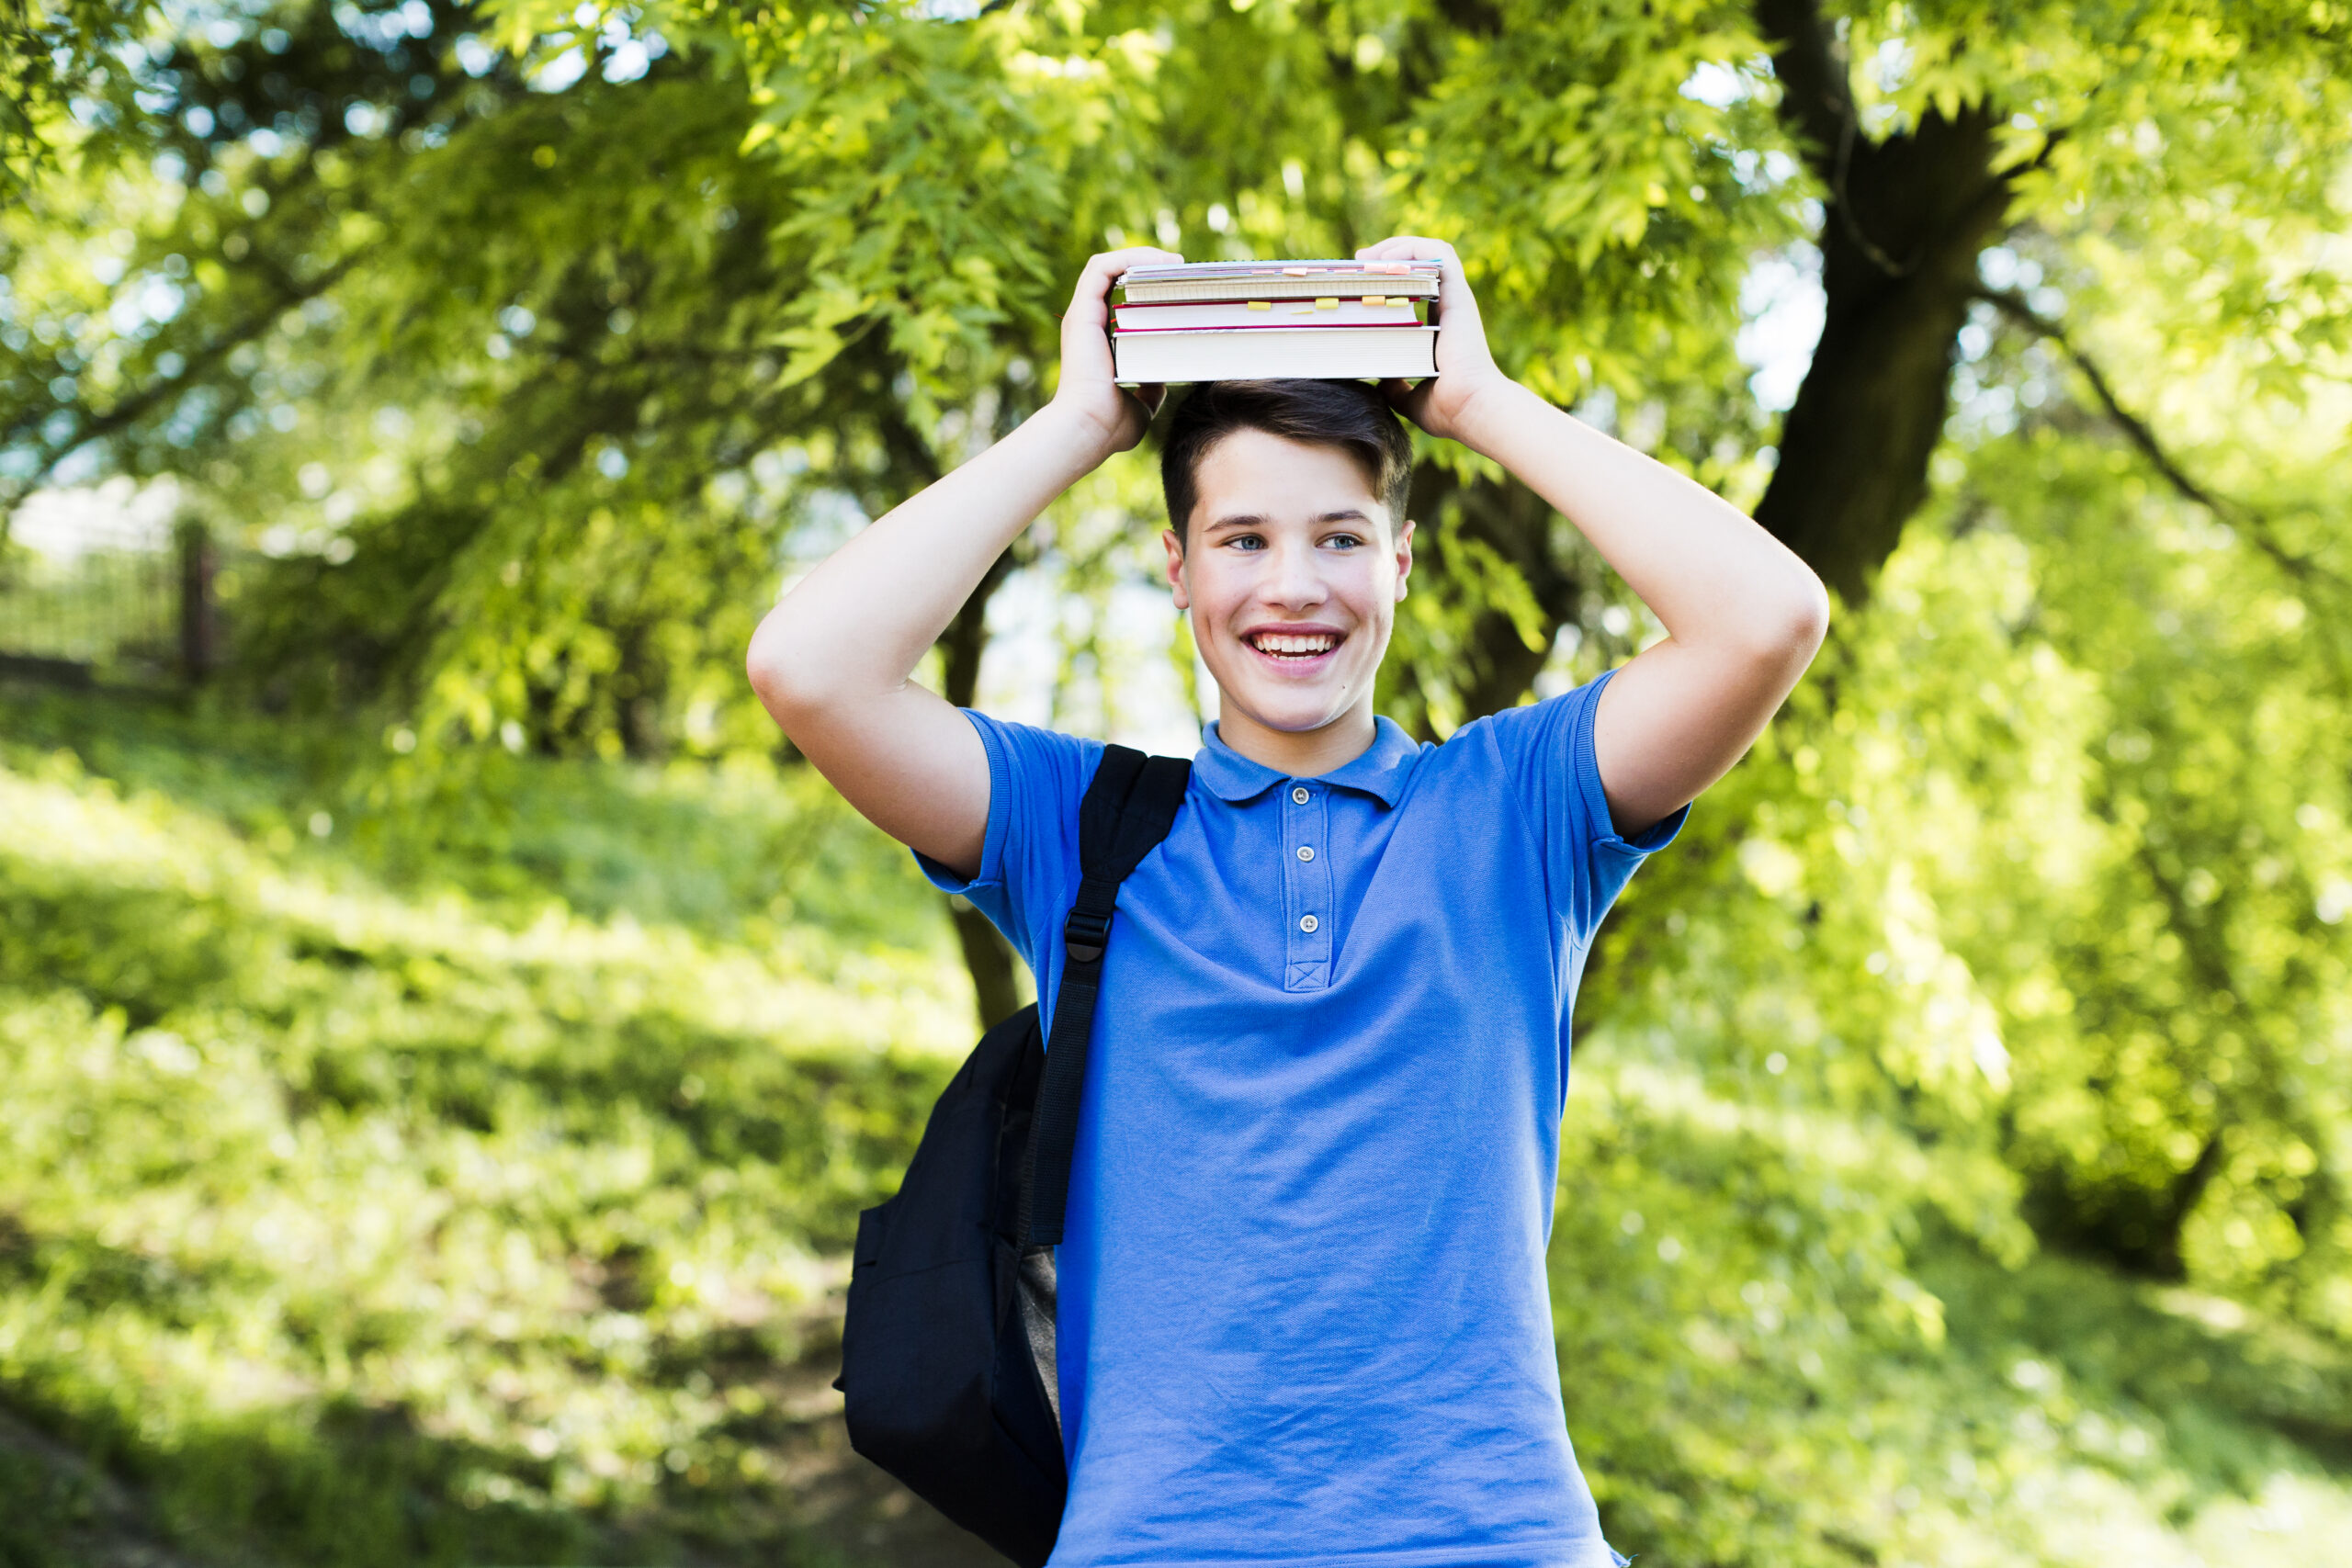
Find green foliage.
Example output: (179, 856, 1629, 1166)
(6, 1, 2352, 1562)
(1542, 509, 2352, 1562)
(6, 0, 2347, 749)
(0, 0, 162, 193)
(1592, 485, 2352, 1315)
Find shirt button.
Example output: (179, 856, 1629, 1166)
(1291, 785, 1310, 805)
(1298, 913, 1319, 933)
(1296, 845, 1315, 862)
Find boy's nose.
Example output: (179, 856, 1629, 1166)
(1259, 544, 1329, 608)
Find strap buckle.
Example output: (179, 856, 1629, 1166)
(1063, 907, 1112, 963)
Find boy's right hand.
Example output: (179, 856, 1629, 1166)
(749, 245, 1184, 882)
(1049, 246, 1183, 455)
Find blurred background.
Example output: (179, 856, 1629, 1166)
(3, 2, 2349, 1564)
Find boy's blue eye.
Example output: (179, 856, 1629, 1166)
(1221, 531, 1365, 551)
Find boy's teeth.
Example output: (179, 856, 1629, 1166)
(1254, 633, 1337, 655)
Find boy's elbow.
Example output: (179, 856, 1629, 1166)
(1731, 569, 1830, 675)
(745, 614, 822, 723)
(1783, 570, 1831, 658)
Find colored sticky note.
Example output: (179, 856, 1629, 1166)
(1283, 267, 1309, 276)
(1363, 296, 1386, 306)
(1316, 298, 1339, 309)
(1248, 299, 1271, 310)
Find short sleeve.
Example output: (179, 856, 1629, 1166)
(1471, 666, 1687, 945)
(913, 709, 1104, 977)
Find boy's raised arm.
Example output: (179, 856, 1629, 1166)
(746, 247, 1182, 879)
(1358, 236, 1831, 840)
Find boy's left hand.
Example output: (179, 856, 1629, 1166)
(1355, 235, 1516, 446)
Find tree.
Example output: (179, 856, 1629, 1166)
(6, 0, 2349, 1329)
(0, 0, 156, 194)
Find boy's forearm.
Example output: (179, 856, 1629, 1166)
(1453, 379, 1827, 659)
(747, 402, 1117, 715)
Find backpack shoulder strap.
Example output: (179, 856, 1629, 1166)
(1019, 743, 1191, 1247)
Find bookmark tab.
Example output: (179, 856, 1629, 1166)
(1316, 298, 1339, 309)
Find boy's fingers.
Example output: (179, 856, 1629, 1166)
(1379, 377, 1431, 423)
(1090, 244, 1183, 270)
(1356, 235, 1459, 264)
(1094, 247, 1183, 279)
(1073, 246, 1182, 299)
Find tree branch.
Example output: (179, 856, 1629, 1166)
(2, 248, 364, 521)
(1752, 0, 1917, 276)
(1756, 0, 2065, 282)
(1751, 0, 1851, 182)
(1974, 285, 2343, 591)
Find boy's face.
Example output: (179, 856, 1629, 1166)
(1161, 427, 1414, 743)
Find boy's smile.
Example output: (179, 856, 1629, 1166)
(1162, 427, 1413, 774)
(1239, 620, 1347, 674)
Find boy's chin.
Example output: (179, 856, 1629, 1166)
(1222, 687, 1359, 738)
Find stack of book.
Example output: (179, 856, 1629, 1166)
(1110, 260, 1442, 384)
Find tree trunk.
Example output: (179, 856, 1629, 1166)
(1449, 471, 1587, 719)
(869, 397, 1031, 1032)
(1398, 0, 2028, 712)
(1750, 0, 2027, 604)
(940, 551, 1024, 1030)
(1396, 464, 1587, 730)
(176, 518, 217, 684)
(949, 893, 1024, 1032)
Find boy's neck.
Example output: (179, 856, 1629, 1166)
(1213, 697, 1381, 779)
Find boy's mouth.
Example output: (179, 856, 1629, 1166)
(1241, 627, 1345, 664)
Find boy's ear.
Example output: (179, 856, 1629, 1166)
(1161, 526, 1191, 611)
(1394, 517, 1416, 602)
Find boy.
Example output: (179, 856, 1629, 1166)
(748, 238, 1828, 1567)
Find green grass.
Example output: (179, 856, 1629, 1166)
(0, 687, 971, 1565)
(1547, 1063, 2352, 1565)
(2, 684, 2346, 1566)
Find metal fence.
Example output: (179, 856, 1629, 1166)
(1, 485, 216, 686)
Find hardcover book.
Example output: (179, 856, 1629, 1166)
(1113, 326, 1439, 384)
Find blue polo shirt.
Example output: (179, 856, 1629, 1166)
(920, 669, 1683, 1568)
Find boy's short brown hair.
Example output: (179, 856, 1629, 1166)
(1159, 380, 1413, 546)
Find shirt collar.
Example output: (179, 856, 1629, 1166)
(1193, 716, 1422, 807)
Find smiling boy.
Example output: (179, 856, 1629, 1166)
(748, 239, 1828, 1567)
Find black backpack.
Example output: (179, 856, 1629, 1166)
(838, 744, 1191, 1566)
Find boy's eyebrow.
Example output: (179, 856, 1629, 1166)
(1203, 508, 1375, 532)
